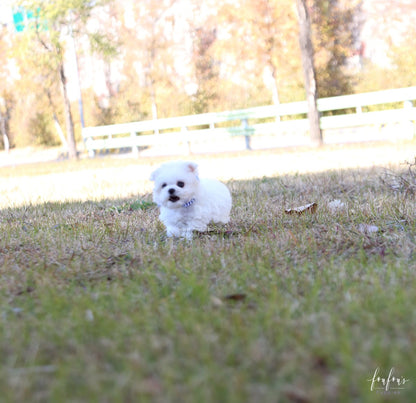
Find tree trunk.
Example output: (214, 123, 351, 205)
(46, 90, 68, 148)
(0, 112, 10, 153)
(59, 63, 78, 159)
(269, 64, 281, 123)
(296, 0, 323, 147)
(150, 84, 159, 135)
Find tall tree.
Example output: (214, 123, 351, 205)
(120, 0, 177, 126)
(190, 25, 218, 114)
(296, 0, 322, 146)
(16, 0, 113, 158)
(217, 0, 301, 107)
(310, 0, 361, 97)
(0, 27, 12, 152)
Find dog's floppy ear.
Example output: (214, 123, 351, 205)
(186, 162, 198, 174)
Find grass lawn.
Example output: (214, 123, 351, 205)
(0, 145, 415, 402)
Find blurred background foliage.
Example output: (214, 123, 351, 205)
(0, 0, 415, 150)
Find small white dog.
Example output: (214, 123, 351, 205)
(150, 161, 232, 239)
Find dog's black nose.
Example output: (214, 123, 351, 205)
(168, 188, 175, 195)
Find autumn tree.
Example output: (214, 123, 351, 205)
(310, 0, 362, 97)
(15, 0, 114, 158)
(387, 30, 416, 88)
(217, 0, 301, 107)
(237, 0, 300, 106)
(11, 23, 66, 148)
(355, 0, 416, 92)
(0, 26, 13, 151)
(117, 0, 179, 127)
(189, 25, 219, 114)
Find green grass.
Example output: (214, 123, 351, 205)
(1, 157, 416, 402)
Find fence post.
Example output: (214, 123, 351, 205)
(131, 131, 139, 157)
(241, 118, 251, 150)
(85, 137, 95, 158)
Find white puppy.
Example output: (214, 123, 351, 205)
(150, 161, 232, 239)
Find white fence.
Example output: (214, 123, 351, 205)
(82, 86, 416, 156)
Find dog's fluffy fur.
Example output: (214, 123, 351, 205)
(150, 161, 232, 239)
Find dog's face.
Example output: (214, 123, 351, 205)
(150, 161, 199, 209)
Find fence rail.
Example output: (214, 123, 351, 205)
(82, 86, 416, 157)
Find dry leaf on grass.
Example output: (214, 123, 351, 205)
(283, 387, 311, 403)
(15, 286, 35, 296)
(224, 293, 247, 301)
(285, 202, 317, 215)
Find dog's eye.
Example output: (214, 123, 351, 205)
(177, 181, 185, 188)
(161, 183, 167, 188)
